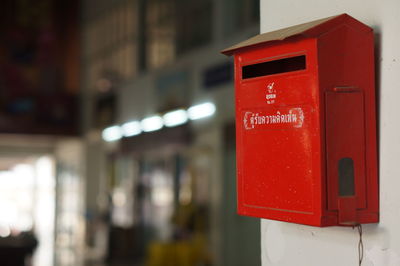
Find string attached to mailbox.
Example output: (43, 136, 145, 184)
(355, 224, 363, 266)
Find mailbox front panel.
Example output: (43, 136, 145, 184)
(235, 39, 323, 225)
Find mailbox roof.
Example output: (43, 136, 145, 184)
(221, 14, 371, 55)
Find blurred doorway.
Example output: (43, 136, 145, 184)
(0, 155, 55, 266)
(0, 136, 85, 266)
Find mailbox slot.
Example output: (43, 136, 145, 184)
(242, 55, 306, 79)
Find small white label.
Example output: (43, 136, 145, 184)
(266, 82, 277, 104)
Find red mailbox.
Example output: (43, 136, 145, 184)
(222, 14, 378, 226)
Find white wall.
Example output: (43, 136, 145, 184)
(260, 1, 400, 266)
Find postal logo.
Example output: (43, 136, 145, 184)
(266, 82, 277, 104)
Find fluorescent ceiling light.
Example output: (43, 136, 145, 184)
(141, 115, 163, 132)
(163, 109, 188, 127)
(121, 121, 142, 137)
(188, 102, 216, 120)
(102, 125, 122, 142)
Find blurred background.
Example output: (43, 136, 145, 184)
(0, 0, 260, 265)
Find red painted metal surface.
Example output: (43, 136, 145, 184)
(223, 14, 378, 226)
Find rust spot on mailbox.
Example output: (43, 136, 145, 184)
(222, 14, 378, 227)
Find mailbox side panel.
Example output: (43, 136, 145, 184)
(234, 38, 325, 226)
(317, 21, 378, 225)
